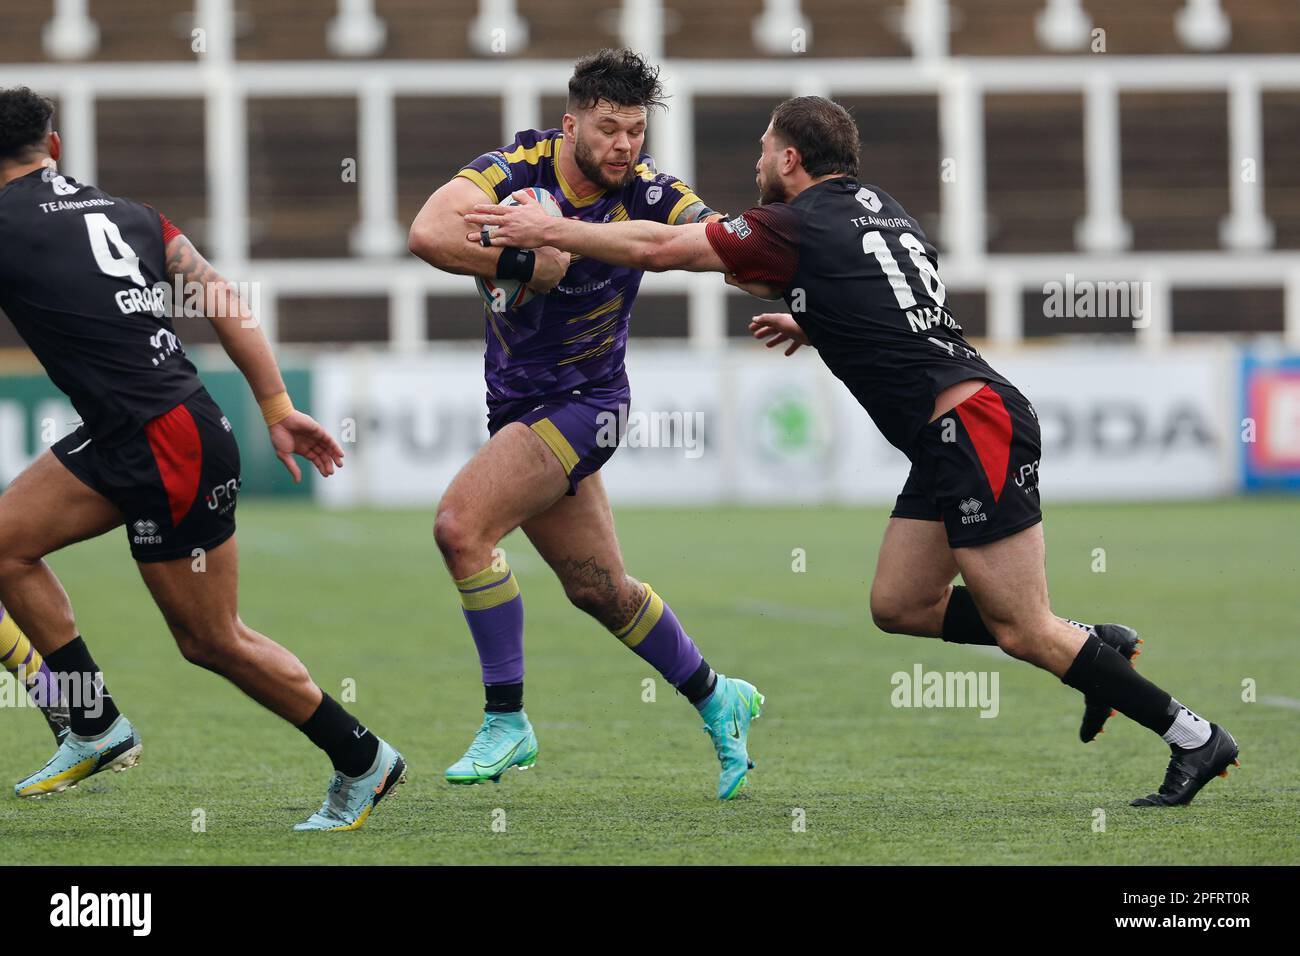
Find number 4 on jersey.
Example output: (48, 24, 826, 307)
(84, 212, 146, 287)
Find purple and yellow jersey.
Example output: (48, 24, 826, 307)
(457, 127, 706, 403)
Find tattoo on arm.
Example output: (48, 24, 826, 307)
(164, 235, 253, 327)
(165, 235, 222, 287)
(675, 201, 720, 225)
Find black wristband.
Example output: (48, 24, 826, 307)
(496, 248, 536, 283)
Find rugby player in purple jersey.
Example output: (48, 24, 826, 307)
(410, 50, 763, 800)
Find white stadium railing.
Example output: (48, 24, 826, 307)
(3, 0, 1299, 351)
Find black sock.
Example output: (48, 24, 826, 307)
(941, 585, 998, 646)
(485, 681, 523, 714)
(298, 692, 379, 777)
(678, 659, 718, 706)
(44, 636, 120, 737)
(1061, 634, 1176, 735)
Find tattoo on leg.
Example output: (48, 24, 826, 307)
(557, 556, 615, 594)
(617, 577, 647, 629)
(554, 556, 643, 631)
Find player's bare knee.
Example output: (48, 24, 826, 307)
(870, 603, 905, 635)
(991, 624, 1037, 662)
(870, 592, 923, 635)
(432, 503, 454, 551)
(171, 625, 211, 668)
(433, 504, 479, 562)
(174, 619, 242, 671)
(0, 549, 44, 583)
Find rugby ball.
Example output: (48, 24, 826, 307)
(475, 187, 564, 311)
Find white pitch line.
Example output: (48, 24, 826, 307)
(1259, 695, 1300, 711)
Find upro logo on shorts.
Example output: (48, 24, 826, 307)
(206, 478, 241, 514)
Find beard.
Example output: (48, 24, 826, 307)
(757, 159, 788, 205)
(572, 132, 636, 191)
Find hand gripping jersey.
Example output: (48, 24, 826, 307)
(0, 167, 202, 446)
(458, 128, 706, 404)
(704, 177, 1012, 456)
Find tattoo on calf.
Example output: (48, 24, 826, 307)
(554, 556, 645, 630)
(618, 577, 648, 629)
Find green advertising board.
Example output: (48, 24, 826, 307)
(0, 364, 314, 498)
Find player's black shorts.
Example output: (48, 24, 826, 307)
(891, 381, 1042, 548)
(52, 387, 241, 563)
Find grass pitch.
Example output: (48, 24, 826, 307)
(2, 499, 1296, 865)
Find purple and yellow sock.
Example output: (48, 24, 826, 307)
(455, 562, 525, 710)
(1, 604, 68, 738)
(612, 584, 717, 708)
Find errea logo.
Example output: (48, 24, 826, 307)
(132, 519, 163, 545)
(958, 498, 987, 525)
(723, 216, 752, 239)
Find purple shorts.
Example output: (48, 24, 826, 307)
(487, 373, 630, 495)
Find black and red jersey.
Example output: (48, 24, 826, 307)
(0, 167, 202, 446)
(706, 177, 1011, 455)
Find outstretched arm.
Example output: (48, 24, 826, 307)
(466, 190, 727, 274)
(164, 233, 344, 482)
(466, 191, 799, 307)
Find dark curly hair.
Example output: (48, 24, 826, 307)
(567, 49, 667, 113)
(0, 86, 55, 162)
(770, 96, 860, 179)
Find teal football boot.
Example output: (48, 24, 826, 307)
(445, 711, 538, 784)
(700, 675, 764, 800)
(295, 738, 407, 832)
(15, 714, 141, 799)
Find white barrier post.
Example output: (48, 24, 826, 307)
(1220, 72, 1273, 251)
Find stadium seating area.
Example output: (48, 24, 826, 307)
(0, 0, 1297, 348)
(6, 1, 1299, 62)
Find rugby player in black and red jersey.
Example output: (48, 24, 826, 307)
(0, 87, 404, 830)
(467, 95, 1240, 808)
